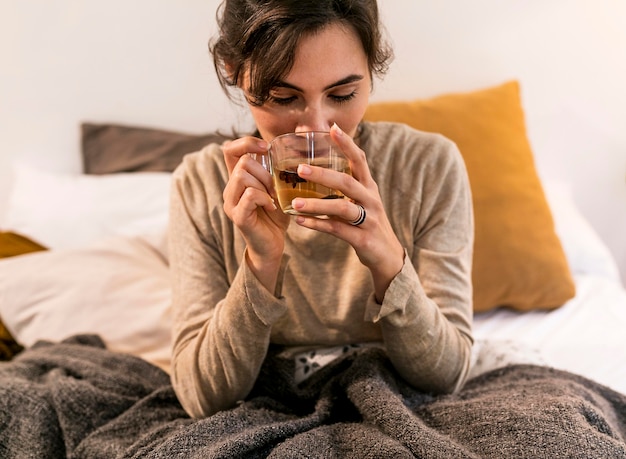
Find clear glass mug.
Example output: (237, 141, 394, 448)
(267, 131, 352, 216)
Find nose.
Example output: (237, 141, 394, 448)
(295, 103, 332, 133)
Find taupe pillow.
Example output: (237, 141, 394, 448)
(81, 123, 232, 174)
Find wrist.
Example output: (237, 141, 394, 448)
(371, 247, 405, 303)
(245, 249, 284, 295)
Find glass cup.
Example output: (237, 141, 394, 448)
(268, 131, 351, 216)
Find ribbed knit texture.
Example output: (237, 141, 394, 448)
(168, 122, 475, 417)
(1, 337, 625, 458)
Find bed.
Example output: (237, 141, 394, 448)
(1, 80, 625, 457)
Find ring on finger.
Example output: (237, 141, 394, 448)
(350, 204, 367, 226)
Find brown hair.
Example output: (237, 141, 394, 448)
(210, 0, 393, 106)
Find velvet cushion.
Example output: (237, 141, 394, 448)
(82, 122, 231, 174)
(364, 81, 575, 312)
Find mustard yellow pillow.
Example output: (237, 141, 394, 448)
(0, 231, 47, 258)
(364, 81, 575, 312)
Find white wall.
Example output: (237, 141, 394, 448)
(1, 0, 625, 284)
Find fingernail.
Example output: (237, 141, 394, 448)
(295, 216, 305, 224)
(332, 123, 343, 136)
(297, 164, 312, 176)
(258, 140, 268, 150)
(292, 198, 304, 210)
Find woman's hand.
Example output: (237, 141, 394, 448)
(291, 124, 405, 303)
(222, 136, 290, 292)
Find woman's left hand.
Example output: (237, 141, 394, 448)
(291, 124, 405, 302)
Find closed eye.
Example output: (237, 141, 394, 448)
(330, 91, 357, 104)
(268, 95, 298, 106)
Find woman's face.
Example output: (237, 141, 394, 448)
(245, 23, 372, 142)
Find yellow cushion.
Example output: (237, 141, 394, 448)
(364, 81, 575, 312)
(0, 231, 47, 258)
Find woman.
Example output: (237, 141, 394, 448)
(169, 0, 474, 418)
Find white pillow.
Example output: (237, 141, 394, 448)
(1, 163, 172, 250)
(0, 235, 172, 372)
(543, 180, 621, 283)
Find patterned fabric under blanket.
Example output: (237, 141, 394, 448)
(1, 335, 625, 458)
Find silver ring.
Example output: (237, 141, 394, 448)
(350, 204, 366, 226)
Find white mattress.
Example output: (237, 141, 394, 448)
(472, 273, 626, 395)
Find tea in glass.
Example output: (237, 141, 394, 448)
(269, 132, 351, 215)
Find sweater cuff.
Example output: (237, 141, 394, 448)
(363, 250, 418, 323)
(241, 248, 290, 326)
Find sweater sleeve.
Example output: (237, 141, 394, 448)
(364, 250, 473, 393)
(363, 125, 474, 394)
(168, 148, 288, 418)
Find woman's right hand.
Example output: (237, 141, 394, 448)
(222, 136, 290, 291)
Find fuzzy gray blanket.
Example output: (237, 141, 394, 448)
(1, 334, 625, 458)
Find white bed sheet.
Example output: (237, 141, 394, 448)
(473, 273, 626, 395)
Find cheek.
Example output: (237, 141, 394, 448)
(334, 101, 369, 138)
(249, 107, 296, 141)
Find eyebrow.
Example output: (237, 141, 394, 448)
(274, 74, 365, 92)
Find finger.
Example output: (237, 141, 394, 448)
(329, 123, 370, 183)
(292, 208, 368, 245)
(223, 136, 269, 174)
(295, 163, 355, 201)
(223, 156, 274, 211)
(236, 187, 278, 218)
(225, 182, 277, 225)
(291, 195, 359, 223)
(237, 154, 274, 192)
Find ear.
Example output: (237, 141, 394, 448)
(224, 61, 244, 88)
(224, 61, 235, 80)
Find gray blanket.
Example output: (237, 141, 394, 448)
(1, 335, 625, 458)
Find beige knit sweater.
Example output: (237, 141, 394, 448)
(168, 121, 474, 418)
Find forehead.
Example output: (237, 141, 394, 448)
(283, 23, 370, 89)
